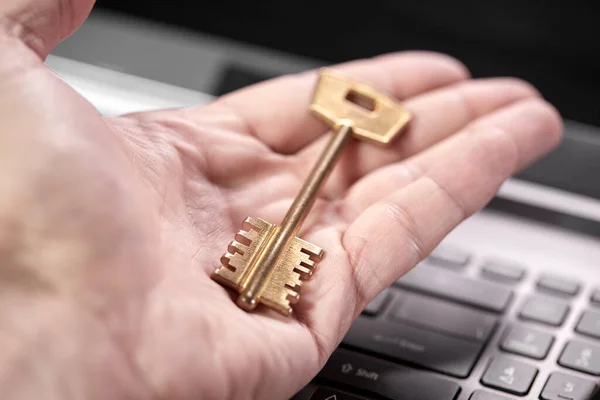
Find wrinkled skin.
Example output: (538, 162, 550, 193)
(0, 1, 563, 399)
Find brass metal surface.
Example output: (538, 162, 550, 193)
(310, 68, 411, 145)
(212, 69, 411, 316)
(212, 217, 323, 315)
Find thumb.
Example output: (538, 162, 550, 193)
(0, 0, 95, 59)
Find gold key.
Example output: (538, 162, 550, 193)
(212, 68, 411, 316)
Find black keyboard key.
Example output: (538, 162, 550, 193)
(480, 259, 525, 283)
(395, 265, 513, 313)
(343, 317, 482, 378)
(559, 340, 600, 375)
(576, 310, 600, 339)
(519, 296, 570, 326)
(362, 290, 391, 316)
(537, 274, 580, 297)
(480, 356, 538, 395)
(469, 390, 513, 400)
(391, 293, 497, 342)
(319, 349, 460, 400)
(309, 388, 369, 400)
(540, 372, 598, 400)
(427, 243, 470, 268)
(500, 325, 554, 359)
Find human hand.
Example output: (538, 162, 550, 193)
(0, 1, 562, 399)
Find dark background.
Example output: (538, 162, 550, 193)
(98, 0, 599, 127)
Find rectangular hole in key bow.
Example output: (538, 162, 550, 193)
(345, 90, 376, 112)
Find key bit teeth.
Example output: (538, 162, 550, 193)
(244, 216, 269, 231)
(294, 265, 313, 279)
(236, 229, 254, 243)
(300, 257, 316, 268)
(242, 216, 257, 226)
(295, 239, 324, 261)
(287, 289, 300, 304)
(220, 252, 233, 263)
(230, 240, 248, 252)
(219, 252, 241, 271)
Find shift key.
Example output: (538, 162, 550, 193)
(320, 348, 461, 400)
(343, 317, 483, 378)
(395, 265, 513, 313)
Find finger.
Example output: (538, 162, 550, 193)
(197, 51, 469, 154)
(299, 77, 540, 196)
(344, 96, 560, 216)
(339, 98, 562, 310)
(0, 0, 95, 58)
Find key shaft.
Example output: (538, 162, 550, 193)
(237, 122, 353, 309)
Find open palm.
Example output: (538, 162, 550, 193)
(0, 1, 563, 399)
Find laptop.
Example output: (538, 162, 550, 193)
(48, 7, 600, 400)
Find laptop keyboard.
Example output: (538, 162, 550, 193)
(293, 243, 600, 400)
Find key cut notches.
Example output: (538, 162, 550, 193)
(211, 68, 412, 316)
